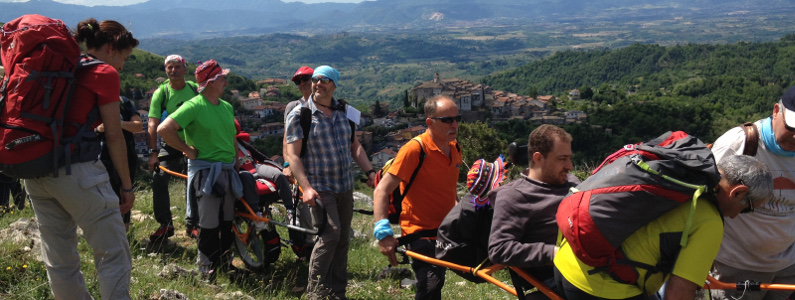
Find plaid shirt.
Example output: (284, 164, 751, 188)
(285, 97, 354, 193)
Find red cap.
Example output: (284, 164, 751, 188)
(291, 66, 314, 82)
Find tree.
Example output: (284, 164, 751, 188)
(528, 86, 538, 99)
(456, 122, 507, 181)
(580, 85, 594, 100)
(373, 100, 384, 117)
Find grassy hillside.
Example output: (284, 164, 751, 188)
(0, 179, 521, 300)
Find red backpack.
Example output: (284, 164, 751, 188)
(0, 14, 103, 178)
(556, 131, 721, 286)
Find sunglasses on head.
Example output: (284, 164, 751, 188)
(431, 115, 462, 124)
(294, 76, 311, 84)
(311, 77, 333, 84)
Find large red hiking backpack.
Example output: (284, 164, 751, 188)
(0, 15, 103, 178)
(556, 131, 721, 285)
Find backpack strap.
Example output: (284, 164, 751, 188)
(299, 106, 312, 158)
(337, 99, 357, 143)
(298, 98, 357, 158)
(741, 122, 759, 156)
(398, 137, 425, 203)
(160, 80, 198, 116)
(57, 57, 105, 176)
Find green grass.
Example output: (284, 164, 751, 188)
(0, 177, 520, 299)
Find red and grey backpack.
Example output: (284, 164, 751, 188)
(0, 14, 104, 178)
(556, 131, 722, 286)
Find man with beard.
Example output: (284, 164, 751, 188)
(284, 65, 376, 300)
(488, 124, 579, 300)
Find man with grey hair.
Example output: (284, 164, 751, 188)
(553, 154, 773, 299)
(373, 95, 463, 300)
(147, 54, 200, 241)
(709, 85, 795, 300)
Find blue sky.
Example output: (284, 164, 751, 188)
(0, 0, 367, 5)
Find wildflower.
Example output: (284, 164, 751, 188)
(5, 267, 9, 271)
(22, 264, 27, 269)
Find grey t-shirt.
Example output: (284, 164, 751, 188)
(284, 98, 307, 123)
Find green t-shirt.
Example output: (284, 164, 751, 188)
(169, 94, 236, 163)
(148, 80, 199, 142)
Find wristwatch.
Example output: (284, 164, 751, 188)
(148, 149, 158, 155)
(366, 169, 377, 176)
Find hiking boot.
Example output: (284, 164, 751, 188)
(150, 224, 174, 241)
(186, 226, 200, 240)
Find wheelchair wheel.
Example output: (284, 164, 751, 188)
(233, 216, 268, 271)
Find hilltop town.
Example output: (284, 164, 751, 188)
(131, 73, 587, 169)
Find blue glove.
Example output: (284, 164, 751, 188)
(373, 219, 394, 241)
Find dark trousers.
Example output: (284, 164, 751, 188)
(408, 239, 446, 300)
(198, 221, 234, 273)
(151, 144, 186, 226)
(0, 174, 24, 209)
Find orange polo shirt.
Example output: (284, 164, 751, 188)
(388, 131, 462, 236)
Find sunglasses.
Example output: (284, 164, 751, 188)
(311, 77, 333, 84)
(294, 76, 311, 84)
(740, 197, 756, 214)
(431, 115, 462, 124)
(738, 180, 757, 214)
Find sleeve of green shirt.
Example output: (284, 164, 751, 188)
(149, 86, 167, 119)
(169, 98, 199, 130)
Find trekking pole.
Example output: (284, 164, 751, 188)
(395, 248, 520, 297)
(704, 276, 795, 291)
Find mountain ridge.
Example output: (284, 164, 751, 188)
(1, 0, 790, 39)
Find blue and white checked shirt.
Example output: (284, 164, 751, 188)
(285, 97, 354, 193)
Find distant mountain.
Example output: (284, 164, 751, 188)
(0, 0, 791, 39)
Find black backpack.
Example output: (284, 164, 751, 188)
(298, 98, 355, 157)
(435, 189, 497, 283)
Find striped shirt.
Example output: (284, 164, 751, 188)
(285, 97, 354, 193)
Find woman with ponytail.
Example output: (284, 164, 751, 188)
(25, 18, 138, 300)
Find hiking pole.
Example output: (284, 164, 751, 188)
(395, 248, 520, 297)
(704, 276, 795, 291)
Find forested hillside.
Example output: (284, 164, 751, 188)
(484, 34, 795, 164)
(120, 49, 260, 108)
